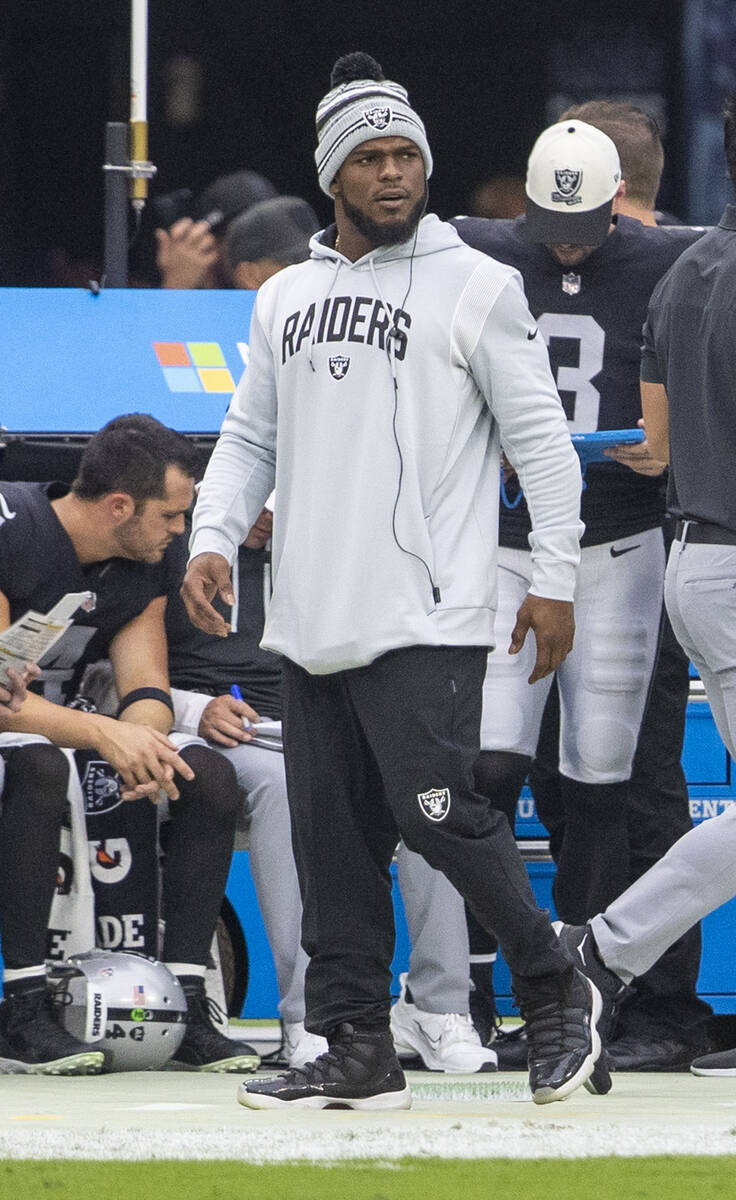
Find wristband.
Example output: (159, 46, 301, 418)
(116, 687, 175, 720)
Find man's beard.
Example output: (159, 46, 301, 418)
(342, 188, 427, 248)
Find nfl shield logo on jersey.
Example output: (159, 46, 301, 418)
(417, 786, 451, 822)
(329, 354, 350, 380)
(363, 105, 391, 131)
(561, 271, 582, 295)
(551, 168, 583, 205)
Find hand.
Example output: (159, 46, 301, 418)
(180, 553, 234, 637)
(244, 507, 273, 550)
(500, 452, 517, 484)
(155, 218, 219, 289)
(0, 663, 40, 717)
(92, 716, 195, 802)
(199, 694, 261, 747)
(603, 419, 666, 476)
(509, 594, 575, 684)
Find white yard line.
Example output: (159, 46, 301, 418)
(0, 1071, 735, 1160)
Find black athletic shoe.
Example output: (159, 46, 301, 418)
(0, 983, 105, 1075)
(493, 1023, 529, 1070)
(238, 1022, 412, 1110)
(607, 1033, 702, 1072)
(515, 967, 601, 1104)
(690, 1047, 736, 1077)
(553, 921, 628, 1096)
(170, 982, 260, 1073)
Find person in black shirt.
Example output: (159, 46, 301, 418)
(0, 415, 258, 1075)
(166, 502, 329, 1070)
(640, 93, 736, 1076)
(459, 124, 694, 927)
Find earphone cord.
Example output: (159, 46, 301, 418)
(387, 223, 441, 605)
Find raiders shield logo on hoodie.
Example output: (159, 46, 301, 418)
(329, 355, 350, 380)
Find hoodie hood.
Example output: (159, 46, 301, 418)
(308, 213, 465, 268)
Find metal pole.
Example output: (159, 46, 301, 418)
(129, 0, 150, 215)
(103, 122, 129, 287)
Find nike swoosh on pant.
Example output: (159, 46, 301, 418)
(610, 544, 641, 558)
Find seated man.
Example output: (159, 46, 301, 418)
(166, 501, 328, 1069)
(0, 414, 258, 1074)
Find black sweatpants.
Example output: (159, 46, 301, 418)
(281, 644, 569, 1036)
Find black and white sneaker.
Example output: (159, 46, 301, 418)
(0, 982, 105, 1075)
(238, 1022, 412, 1110)
(553, 921, 628, 1096)
(690, 1047, 736, 1077)
(515, 967, 601, 1104)
(170, 981, 260, 1073)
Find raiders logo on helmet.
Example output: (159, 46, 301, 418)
(417, 786, 451, 822)
(329, 354, 350, 381)
(551, 168, 583, 205)
(363, 105, 391, 131)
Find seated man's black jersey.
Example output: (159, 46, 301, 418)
(452, 213, 702, 548)
(166, 538, 282, 719)
(0, 480, 182, 704)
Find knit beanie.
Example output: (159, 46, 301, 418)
(315, 52, 433, 196)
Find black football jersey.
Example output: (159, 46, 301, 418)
(0, 481, 182, 704)
(166, 537, 282, 718)
(453, 214, 701, 547)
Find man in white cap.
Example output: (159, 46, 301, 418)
(182, 52, 601, 1110)
(395, 117, 704, 1086)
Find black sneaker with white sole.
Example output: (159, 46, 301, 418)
(238, 1022, 411, 1110)
(553, 921, 628, 1096)
(170, 980, 260, 1073)
(0, 982, 105, 1075)
(515, 966, 601, 1104)
(690, 1047, 736, 1077)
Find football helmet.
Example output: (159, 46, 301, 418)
(48, 949, 187, 1071)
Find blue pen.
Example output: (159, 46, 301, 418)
(230, 684, 252, 730)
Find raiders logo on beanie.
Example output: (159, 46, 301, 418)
(314, 52, 433, 196)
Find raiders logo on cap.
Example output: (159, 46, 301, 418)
(551, 168, 583, 205)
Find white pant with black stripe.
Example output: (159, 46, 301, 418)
(481, 528, 666, 783)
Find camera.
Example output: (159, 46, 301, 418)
(150, 188, 225, 234)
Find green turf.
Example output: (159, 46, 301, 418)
(3, 1157, 736, 1200)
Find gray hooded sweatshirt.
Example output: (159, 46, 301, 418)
(190, 214, 583, 674)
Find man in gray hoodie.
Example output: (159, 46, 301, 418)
(182, 52, 597, 1111)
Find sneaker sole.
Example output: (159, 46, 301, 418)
(4, 1051, 106, 1076)
(236, 1083, 413, 1111)
(584, 1050, 613, 1095)
(531, 978, 602, 1105)
(690, 1064, 736, 1077)
(169, 1054, 261, 1074)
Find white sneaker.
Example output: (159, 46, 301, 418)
(390, 980, 498, 1073)
(282, 1021, 329, 1069)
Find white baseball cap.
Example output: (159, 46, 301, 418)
(525, 119, 621, 247)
